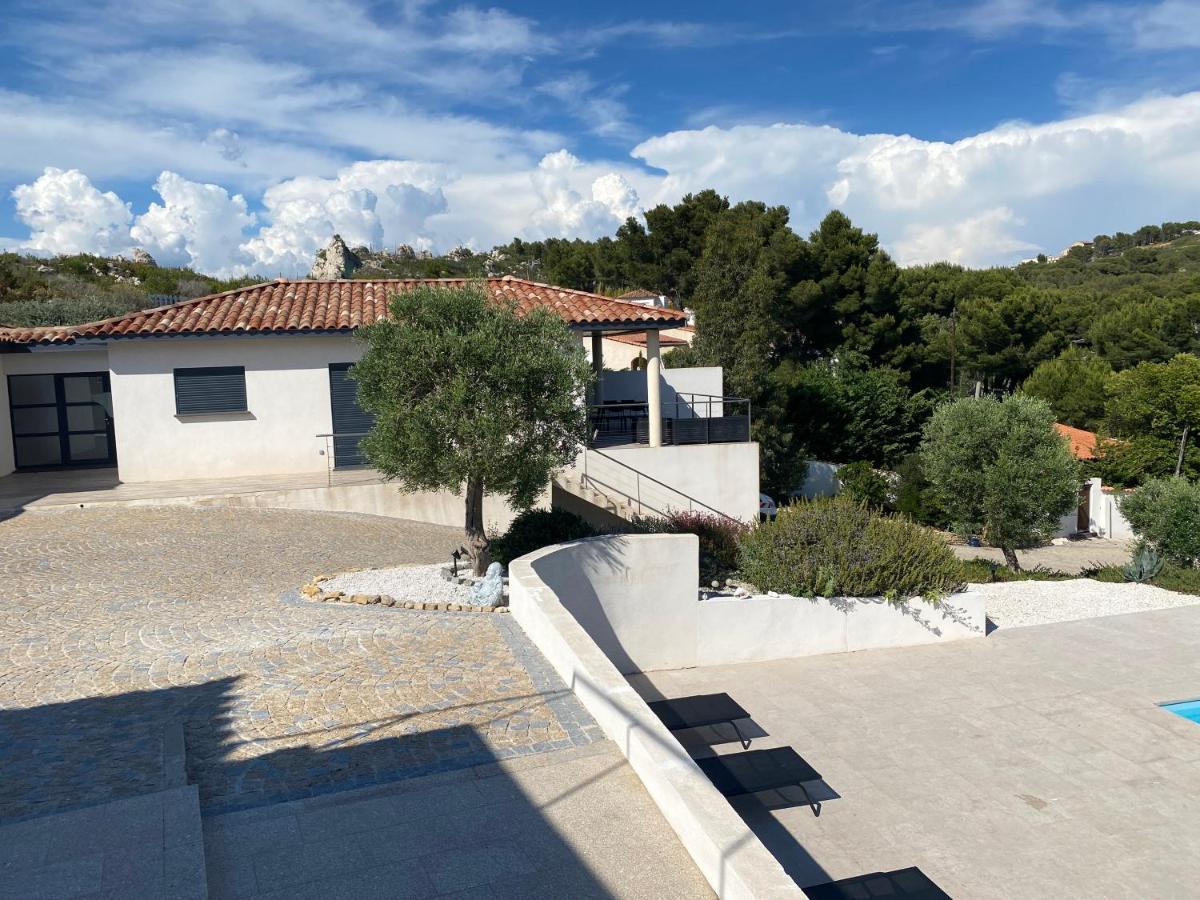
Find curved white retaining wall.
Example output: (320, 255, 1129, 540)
(510, 533, 804, 900)
(515, 532, 985, 676)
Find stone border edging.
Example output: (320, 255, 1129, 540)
(509, 534, 805, 900)
(295, 573, 508, 613)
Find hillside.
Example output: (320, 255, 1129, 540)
(0, 252, 262, 328)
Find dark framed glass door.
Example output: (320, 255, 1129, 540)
(8, 372, 116, 469)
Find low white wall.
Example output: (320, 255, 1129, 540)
(510, 534, 803, 900)
(104, 479, 536, 532)
(601, 442, 760, 522)
(1090, 478, 1135, 540)
(109, 335, 359, 482)
(528, 533, 984, 674)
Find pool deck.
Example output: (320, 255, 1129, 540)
(633, 603, 1200, 899)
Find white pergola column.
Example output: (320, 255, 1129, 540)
(645, 330, 662, 447)
(590, 331, 604, 405)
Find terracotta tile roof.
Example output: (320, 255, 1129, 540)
(617, 288, 663, 300)
(0, 277, 687, 346)
(1055, 422, 1098, 460)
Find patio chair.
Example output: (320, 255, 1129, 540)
(646, 692, 754, 749)
(695, 746, 823, 816)
(803, 866, 951, 899)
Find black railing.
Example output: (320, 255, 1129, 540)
(587, 393, 751, 448)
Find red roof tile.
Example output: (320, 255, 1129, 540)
(0, 277, 687, 346)
(1055, 422, 1098, 460)
(617, 288, 663, 300)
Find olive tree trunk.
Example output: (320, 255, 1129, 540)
(465, 475, 490, 576)
(1002, 546, 1021, 572)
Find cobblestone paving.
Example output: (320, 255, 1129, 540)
(0, 507, 601, 822)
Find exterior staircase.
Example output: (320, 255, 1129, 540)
(553, 446, 735, 525)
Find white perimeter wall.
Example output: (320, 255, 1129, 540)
(109, 335, 359, 482)
(510, 533, 803, 900)
(523, 533, 985, 676)
(600, 441, 760, 522)
(1089, 478, 1135, 540)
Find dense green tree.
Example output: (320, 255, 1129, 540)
(1021, 347, 1113, 431)
(643, 190, 730, 301)
(772, 357, 932, 469)
(1088, 292, 1200, 369)
(790, 211, 904, 363)
(1105, 354, 1200, 478)
(921, 395, 1081, 570)
(352, 283, 592, 574)
(955, 287, 1067, 387)
(686, 201, 807, 490)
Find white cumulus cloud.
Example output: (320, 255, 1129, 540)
(11, 167, 132, 256)
(633, 91, 1200, 264)
(240, 160, 450, 274)
(527, 150, 643, 239)
(131, 172, 256, 276)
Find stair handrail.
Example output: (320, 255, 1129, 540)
(578, 445, 741, 523)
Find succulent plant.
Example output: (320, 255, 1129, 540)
(1122, 545, 1163, 583)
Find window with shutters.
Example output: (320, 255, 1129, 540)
(173, 366, 248, 415)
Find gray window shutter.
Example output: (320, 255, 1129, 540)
(174, 367, 247, 414)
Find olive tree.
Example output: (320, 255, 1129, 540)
(352, 283, 592, 574)
(921, 394, 1080, 570)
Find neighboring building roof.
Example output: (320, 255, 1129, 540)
(604, 332, 688, 348)
(617, 288, 663, 300)
(0, 277, 687, 346)
(1055, 423, 1098, 460)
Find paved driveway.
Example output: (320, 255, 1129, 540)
(0, 507, 601, 822)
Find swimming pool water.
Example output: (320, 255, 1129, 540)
(1162, 699, 1200, 724)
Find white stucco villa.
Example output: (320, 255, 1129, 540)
(0, 277, 759, 525)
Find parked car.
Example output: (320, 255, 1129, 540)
(759, 493, 778, 521)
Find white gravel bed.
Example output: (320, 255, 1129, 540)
(324, 564, 481, 605)
(978, 578, 1200, 629)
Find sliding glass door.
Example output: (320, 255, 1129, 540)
(7, 372, 116, 469)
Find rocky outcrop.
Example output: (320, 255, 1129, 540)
(308, 234, 362, 280)
(130, 248, 157, 267)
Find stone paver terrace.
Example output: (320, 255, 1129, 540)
(0, 506, 604, 821)
(637, 604, 1200, 899)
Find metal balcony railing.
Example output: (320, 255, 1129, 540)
(586, 393, 751, 449)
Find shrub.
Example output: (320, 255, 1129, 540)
(736, 496, 962, 600)
(837, 461, 891, 510)
(958, 559, 1070, 583)
(1119, 477, 1200, 567)
(634, 510, 749, 582)
(488, 508, 598, 566)
(1152, 563, 1200, 596)
(894, 452, 950, 529)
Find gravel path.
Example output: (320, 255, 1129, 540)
(979, 578, 1200, 629)
(325, 563, 484, 605)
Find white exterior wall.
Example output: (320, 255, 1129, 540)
(600, 441, 760, 522)
(1088, 478, 1135, 540)
(108, 335, 359, 482)
(600, 366, 725, 417)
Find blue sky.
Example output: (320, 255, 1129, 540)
(2, 0, 1200, 275)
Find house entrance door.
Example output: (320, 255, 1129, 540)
(7, 372, 116, 470)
